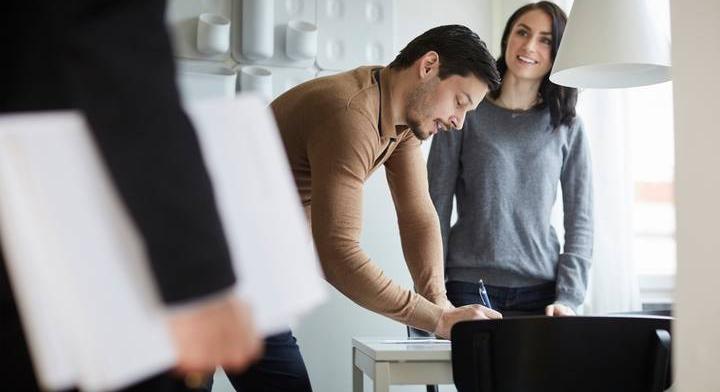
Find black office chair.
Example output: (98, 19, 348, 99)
(451, 316, 672, 392)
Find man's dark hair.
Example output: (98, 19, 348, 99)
(388, 25, 501, 91)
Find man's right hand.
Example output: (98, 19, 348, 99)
(168, 296, 263, 377)
(433, 304, 502, 339)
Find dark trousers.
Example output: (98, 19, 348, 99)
(0, 260, 190, 392)
(446, 280, 557, 316)
(205, 330, 312, 392)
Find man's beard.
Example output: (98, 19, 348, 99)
(405, 78, 438, 140)
(407, 118, 426, 140)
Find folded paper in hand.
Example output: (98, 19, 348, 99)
(0, 96, 325, 391)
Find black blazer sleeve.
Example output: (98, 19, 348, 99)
(1, 0, 237, 304)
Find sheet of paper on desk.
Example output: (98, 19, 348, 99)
(381, 339, 451, 344)
(0, 96, 325, 392)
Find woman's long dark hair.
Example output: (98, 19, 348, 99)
(493, 1, 578, 128)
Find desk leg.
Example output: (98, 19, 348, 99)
(373, 362, 390, 392)
(352, 348, 363, 392)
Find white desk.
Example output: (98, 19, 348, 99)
(352, 337, 453, 392)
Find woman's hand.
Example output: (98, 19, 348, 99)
(545, 303, 575, 316)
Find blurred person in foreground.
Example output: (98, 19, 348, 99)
(0, 0, 262, 390)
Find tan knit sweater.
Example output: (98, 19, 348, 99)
(270, 66, 446, 332)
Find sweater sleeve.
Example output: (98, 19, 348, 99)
(427, 127, 463, 260)
(556, 118, 594, 309)
(307, 110, 443, 333)
(385, 131, 447, 306)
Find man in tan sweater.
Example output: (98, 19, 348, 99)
(223, 25, 502, 392)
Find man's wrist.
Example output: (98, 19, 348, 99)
(409, 294, 445, 334)
(422, 290, 451, 306)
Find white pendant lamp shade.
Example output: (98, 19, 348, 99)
(550, 0, 671, 88)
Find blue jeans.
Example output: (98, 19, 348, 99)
(446, 281, 556, 316)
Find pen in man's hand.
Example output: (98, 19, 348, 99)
(478, 279, 493, 310)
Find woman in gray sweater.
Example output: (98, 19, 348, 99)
(428, 1, 593, 316)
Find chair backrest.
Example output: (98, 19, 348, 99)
(451, 316, 672, 392)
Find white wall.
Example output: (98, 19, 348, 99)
(293, 2, 492, 392)
(394, 0, 493, 55)
(670, 0, 720, 390)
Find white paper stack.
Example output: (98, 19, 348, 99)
(0, 96, 325, 391)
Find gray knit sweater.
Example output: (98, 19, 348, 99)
(427, 99, 593, 308)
